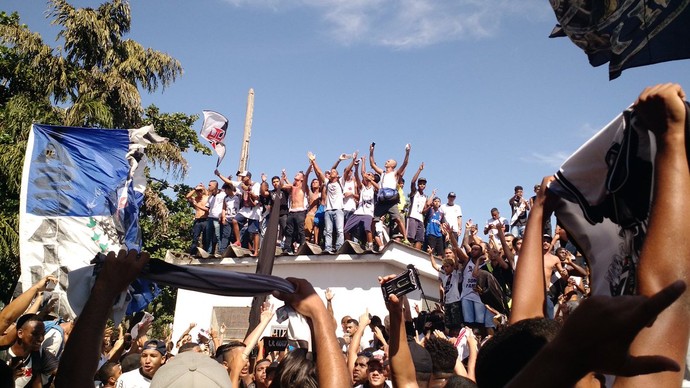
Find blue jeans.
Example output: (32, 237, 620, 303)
(189, 218, 207, 254)
(462, 298, 494, 328)
(205, 218, 220, 253)
(324, 209, 344, 251)
(510, 225, 526, 238)
(219, 222, 234, 254)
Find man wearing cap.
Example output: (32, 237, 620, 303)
(440, 192, 463, 242)
(116, 339, 166, 388)
(186, 183, 209, 255)
(407, 163, 431, 249)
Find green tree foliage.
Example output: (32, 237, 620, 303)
(0, 0, 211, 340)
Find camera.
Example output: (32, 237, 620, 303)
(381, 265, 420, 300)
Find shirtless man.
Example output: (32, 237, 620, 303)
(369, 143, 410, 245)
(541, 234, 562, 318)
(281, 166, 309, 254)
(186, 183, 209, 255)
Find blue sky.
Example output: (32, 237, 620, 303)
(7, 0, 690, 226)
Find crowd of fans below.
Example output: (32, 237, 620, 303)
(0, 83, 689, 388)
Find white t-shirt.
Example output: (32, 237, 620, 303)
(224, 194, 240, 222)
(440, 203, 463, 232)
(342, 178, 357, 212)
(460, 260, 482, 303)
(238, 182, 261, 220)
(354, 185, 375, 216)
(207, 191, 226, 219)
(325, 180, 344, 210)
(116, 368, 152, 388)
(409, 192, 426, 221)
(439, 269, 462, 304)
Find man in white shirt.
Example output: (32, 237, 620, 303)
(116, 340, 166, 388)
(440, 192, 463, 242)
(205, 180, 226, 256)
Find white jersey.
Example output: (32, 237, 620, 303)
(354, 185, 375, 216)
(238, 182, 261, 220)
(460, 260, 482, 303)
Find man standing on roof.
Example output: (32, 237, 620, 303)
(369, 143, 410, 246)
(440, 192, 462, 243)
(310, 153, 345, 253)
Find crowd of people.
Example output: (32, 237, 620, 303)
(0, 84, 688, 388)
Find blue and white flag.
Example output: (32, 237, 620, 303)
(19, 124, 165, 317)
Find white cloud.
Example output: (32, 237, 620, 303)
(524, 151, 570, 168)
(220, 0, 549, 48)
(578, 122, 600, 138)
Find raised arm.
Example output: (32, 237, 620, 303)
(214, 169, 234, 185)
(369, 143, 383, 174)
(342, 152, 358, 178)
(409, 163, 423, 194)
(347, 310, 371, 384)
(55, 250, 149, 388)
(309, 153, 326, 183)
(509, 175, 555, 324)
(273, 278, 349, 388)
(396, 143, 411, 178)
(615, 83, 690, 387)
(241, 303, 275, 358)
(495, 224, 516, 269)
(0, 275, 56, 334)
(447, 226, 469, 264)
(429, 251, 441, 272)
(380, 274, 419, 388)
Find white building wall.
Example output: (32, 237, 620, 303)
(171, 243, 441, 348)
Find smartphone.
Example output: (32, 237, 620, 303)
(371, 142, 376, 147)
(275, 305, 289, 324)
(45, 280, 56, 291)
(381, 265, 420, 300)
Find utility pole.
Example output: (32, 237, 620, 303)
(238, 88, 254, 173)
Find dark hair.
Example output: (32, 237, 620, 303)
(424, 337, 457, 374)
(269, 348, 317, 388)
(215, 340, 246, 361)
(255, 358, 272, 373)
(445, 375, 478, 387)
(120, 353, 141, 373)
(346, 319, 359, 326)
(476, 318, 561, 388)
(272, 176, 280, 182)
(514, 185, 523, 192)
(16, 314, 41, 331)
(178, 342, 200, 353)
(490, 207, 499, 214)
(222, 182, 234, 191)
(96, 361, 120, 382)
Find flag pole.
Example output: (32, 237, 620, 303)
(238, 88, 254, 173)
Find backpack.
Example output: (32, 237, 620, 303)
(43, 320, 66, 358)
